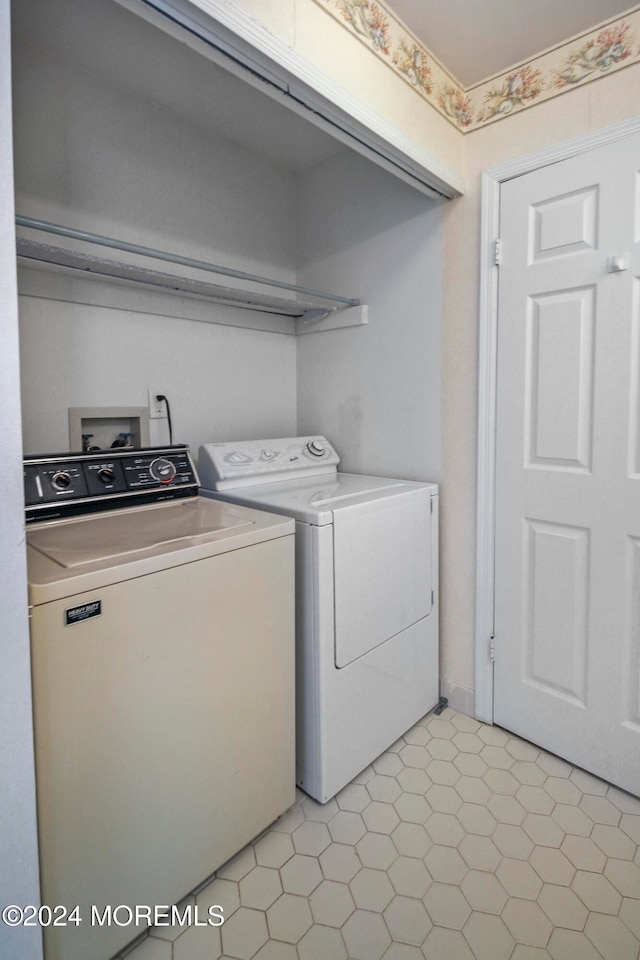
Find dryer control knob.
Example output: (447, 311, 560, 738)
(306, 440, 326, 457)
(97, 467, 116, 484)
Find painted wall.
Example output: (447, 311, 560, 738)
(13, 17, 299, 454)
(12, 0, 302, 281)
(0, 3, 42, 958)
(225, 0, 463, 179)
(18, 293, 297, 454)
(439, 63, 640, 712)
(296, 149, 442, 483)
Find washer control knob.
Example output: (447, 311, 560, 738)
(97, 467, 116, 484)
(150, 457, 176, 483)
(306, 440, 326, 458)
(52, 470, 72, 490)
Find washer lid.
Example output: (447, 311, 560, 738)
(27, 497, 294, 605)
(207, 473, 436, 525)
(28, 498, 253, 568)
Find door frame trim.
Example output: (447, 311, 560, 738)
(475, 115, 640, 723)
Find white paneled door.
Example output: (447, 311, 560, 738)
(494, 134, 640, 796)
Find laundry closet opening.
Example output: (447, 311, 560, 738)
(13, 0, 443, 485)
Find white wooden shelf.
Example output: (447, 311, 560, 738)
(16, 217, 367, 335)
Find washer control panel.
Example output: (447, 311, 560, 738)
(199, 436, 340, 491)
(24, 446, 198, 521)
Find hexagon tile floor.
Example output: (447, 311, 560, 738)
(119, 708, 640, 960)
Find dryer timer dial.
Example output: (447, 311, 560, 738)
(306, 440, 326, 458)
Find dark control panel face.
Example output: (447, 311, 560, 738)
(24, 447, 199, 522)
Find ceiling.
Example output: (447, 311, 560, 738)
(386, 0, 636, 87)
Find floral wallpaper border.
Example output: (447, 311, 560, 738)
(312, 0, 640, 131)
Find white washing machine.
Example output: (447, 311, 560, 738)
(198, 437, 439, 803)
(24, 446, 295, 960)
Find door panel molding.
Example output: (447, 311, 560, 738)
(475, 115, 640, 723)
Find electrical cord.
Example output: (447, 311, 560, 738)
(155, 394, 173, 446)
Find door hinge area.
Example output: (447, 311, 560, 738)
(489, 634, 496, 662)
(494, 239, 502, 267)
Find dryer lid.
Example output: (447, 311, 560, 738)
(203, 472, 434, 525)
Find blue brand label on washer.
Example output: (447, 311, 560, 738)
(65, 600, 101, 625)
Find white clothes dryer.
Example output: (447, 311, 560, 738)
(199, 437, 439, 803)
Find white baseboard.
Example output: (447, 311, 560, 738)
(439, 677, 476, 719)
